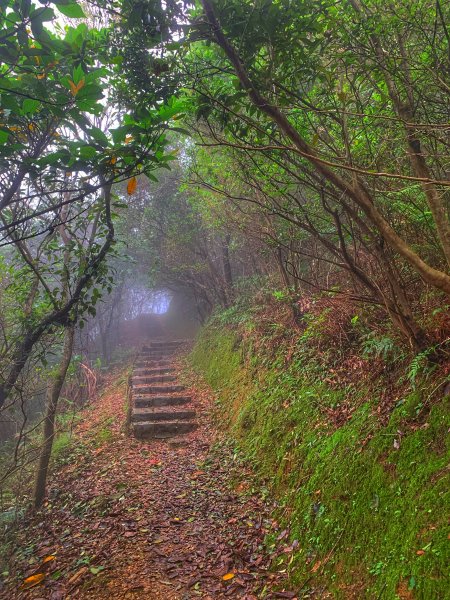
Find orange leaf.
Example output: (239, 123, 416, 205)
(68, 566, 88, 585)
(127, 176, 137, 195)
(311, 560, 322, 573)
(21, 573, 45, 589)
(222, 573, 235, 581)
(68, 79, 85, 96)
(42, 555, 56, 564)
(109, 155, 117, 165)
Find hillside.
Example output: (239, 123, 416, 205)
(190, 300, 449, 599)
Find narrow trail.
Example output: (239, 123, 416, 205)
(4, 345, 294, 600)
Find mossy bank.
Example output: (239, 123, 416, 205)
(190, 316, 449, 599)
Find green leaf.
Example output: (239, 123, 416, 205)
(79, 145, 97, 159)
(31, 6, 54, 22)
(22, 98, 40, 114)
(0, 130, 9, 145)
(88, 126, 109, 147)
(55, 2, 85, 18)
(169, 126, 190, 136)
(89, 566, 104, 575)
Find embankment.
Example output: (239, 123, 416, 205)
(190, 317, 449, 599)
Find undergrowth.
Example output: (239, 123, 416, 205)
(190, 308, 450, 600)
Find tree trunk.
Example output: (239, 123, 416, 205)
(275, 246, 302, 323)
(221, 233, 234, 303)
(34, 325, 75, 509)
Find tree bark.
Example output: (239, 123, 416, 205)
(34, 325, 75, 508)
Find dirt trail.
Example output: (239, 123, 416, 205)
(3, 361, 293, 600)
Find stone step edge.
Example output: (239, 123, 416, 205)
(131, 410, 196, 422)
(133, 421, 198, 438)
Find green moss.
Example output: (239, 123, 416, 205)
(191, 326, 450, 599)
(51, 432, 72, 461)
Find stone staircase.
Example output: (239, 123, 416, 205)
(130, 340, 198, 439)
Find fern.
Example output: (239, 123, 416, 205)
(361, 332, 395, 360)
(408, 346, 437, 388)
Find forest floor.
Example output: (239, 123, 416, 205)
(2, 363, 296, 600)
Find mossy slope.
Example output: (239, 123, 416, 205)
(191, 326, 449, 599)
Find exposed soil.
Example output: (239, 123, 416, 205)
(1, 363, 296, 599)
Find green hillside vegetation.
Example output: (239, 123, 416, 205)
(191, 300, 449, 599)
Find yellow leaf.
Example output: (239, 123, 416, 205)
(127, 176, 137, 195)
(222, 573, 235, 581)
(68, 78, 85, 96)
(42, 555, 56, 564)
(21, 573, 45, 589)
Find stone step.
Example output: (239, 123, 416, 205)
(133, 384, 185, 394)
(131, 409, 196, 422)
(133, 420, 198, 439)
(135, 360, 172, 368)
(133, 367, 176, 376)
(144, 341, 184, 349)
(133, 375, 177, 385)
(142, 347, 179, 353)
(134, 395, 192, 408)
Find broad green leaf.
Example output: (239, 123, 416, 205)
(55, 2, 85, 18)
(79, 145, 97, 159)
(22, 98, 40, 114)
(88, 126, 109, 147)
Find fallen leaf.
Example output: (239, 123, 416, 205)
(68, 566, 88, 585)
(21, 573, 45, 589)
(191, 470, 205, 478)
(90, 566, 105, 575)
(311, 560, 321, 573)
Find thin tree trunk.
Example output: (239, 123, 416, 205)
(222, 233, 234, 303)
(34, 325, 75, 508)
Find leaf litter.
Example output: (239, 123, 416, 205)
(2, 367, 298, 599)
